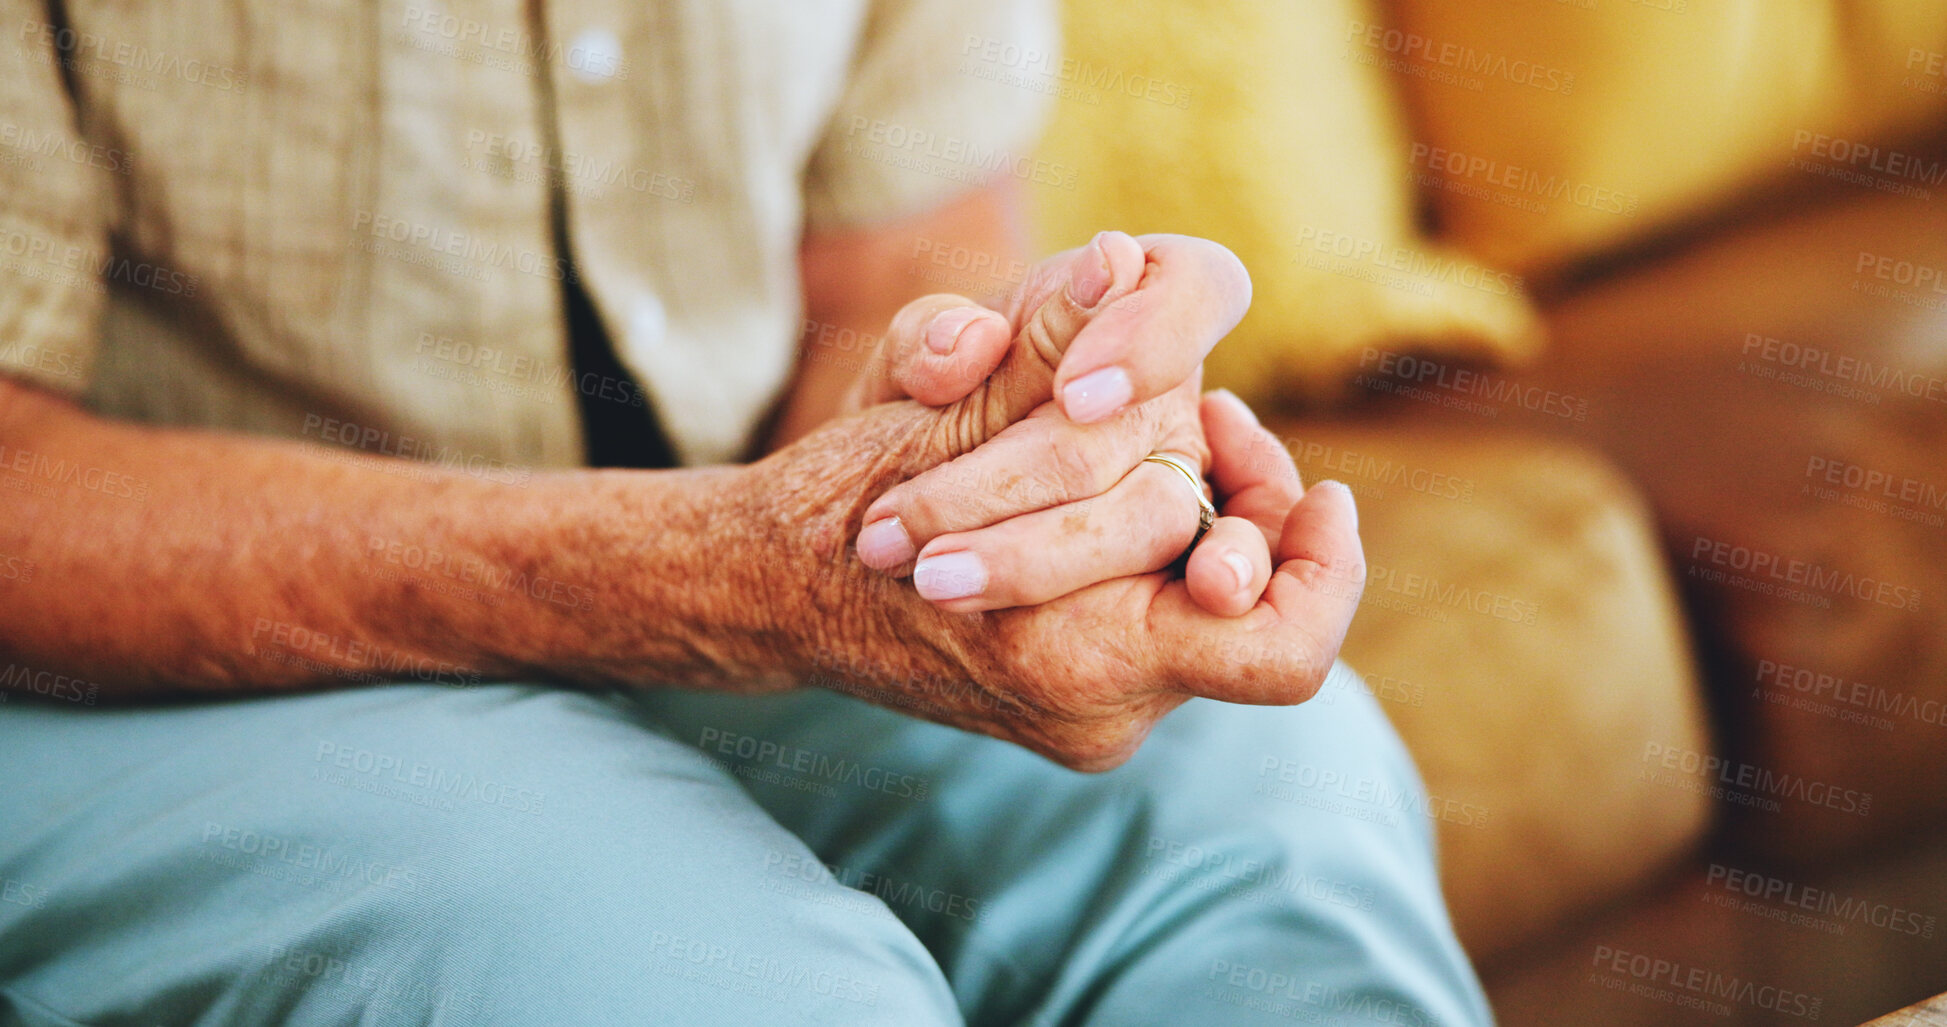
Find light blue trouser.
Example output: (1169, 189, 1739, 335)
(0, 666, 1491, 1026)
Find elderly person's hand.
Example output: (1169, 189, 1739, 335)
(835, 231, 1265, 614)
(715, 279, 1365, 770)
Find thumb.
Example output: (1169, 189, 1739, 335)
(928, 230, 1146, 459)
(841, 294, 1012, 414)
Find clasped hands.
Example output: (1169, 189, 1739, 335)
(746, 232, 1365, 770)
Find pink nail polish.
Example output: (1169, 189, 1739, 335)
(1067, 234, 1112, 308)
(914, 551, 986, 601)
(1061, 366, 1133, 423)
(927, 308, 983, 356)
(1221, 552, 1253, 593)
(857, 517, 915, 568)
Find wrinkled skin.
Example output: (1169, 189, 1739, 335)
(728, 244, 1367, 770)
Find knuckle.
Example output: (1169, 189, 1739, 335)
(1048, 723, 1144, 772)
(1021, 302, 1070, 370)
(888, 476, 955, 540)
(1039, 426, 1107, 499)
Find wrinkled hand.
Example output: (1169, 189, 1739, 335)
(736, 280, 1365, 770)
(838, 232, 1259, 614)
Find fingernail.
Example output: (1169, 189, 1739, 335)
(1214, 387, 1259, 427)
(857, 517, 915, 568)
(1061, 366, 1133, 423)
(926, 308, 986, 356)
(914, 551, 986, 601)
(1221, 551, 1253, 593)
(1067, 233, 1112, 308)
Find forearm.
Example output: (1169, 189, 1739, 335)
(0, 380, 774, 698)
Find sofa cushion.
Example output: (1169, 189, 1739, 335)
(1275, 417, 1712, 962)
(1384, 0, 1947, 275)
(1028, 0, 1542, 408)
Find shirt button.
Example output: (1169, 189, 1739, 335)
(566, 27, 624, 83)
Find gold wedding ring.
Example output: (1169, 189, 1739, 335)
(1143, 452, 1216, 565)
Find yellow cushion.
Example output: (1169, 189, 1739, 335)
(1025, 0, 1542, 408)
(1280, 418, 1713, 962)
(1384, 0, 1947, 273)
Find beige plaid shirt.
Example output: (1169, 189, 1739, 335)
(0, 0, 1051, 467)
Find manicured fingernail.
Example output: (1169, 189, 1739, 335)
(926, 308, 987, 356)
(857, 517, 915, 568)
(1061, 366, 1132, 423)
(1067, 233, 1112, 308)
(1214, 387, 1259, 427)
(1221, 551, 1253, 593)
(914, 551, 986, 601)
